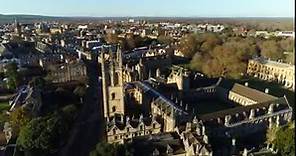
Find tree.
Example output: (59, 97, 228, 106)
(9, 107, 32, 137)
(126, 37, 136, 50)
(0, 111, 9, 128)
(29, 77, 46, 89)
(17, 107, 77, 155)
(274, 122, 295, 156)
(190, 38, 256, 79)
(266, 125, 279, 150)
(259, 40, 284, 60)
(5, 62, 21, 90)
(178, 33, 202, 58)
(285, 51, 295, 65)
(266, 122, 295, 156)
(199, 33, 222, 53)
(157, 35, 174, 45)
(105, 33, 119, 44)
(90, 142, 131, 156)
(279, 38, 294, 52)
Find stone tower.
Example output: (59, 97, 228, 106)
(167, 66, 190, 91)
(14, 18, 21, 36)
(101, 45, 125, 118)
(135, 58, 145, 80)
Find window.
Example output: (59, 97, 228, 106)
(153, 123, 156, 129)
(112, 106, 116, 112)
(113, 129, 116, 135)
(111, 93, 116, 100)
(140, 125, 143, 131)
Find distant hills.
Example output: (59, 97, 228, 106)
(0, 14, 62, 23)
(0, 14, 293, 30)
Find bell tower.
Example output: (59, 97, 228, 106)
(14, 18, 21, 36)
(101, 45, 125, 118)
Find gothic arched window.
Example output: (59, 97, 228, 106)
(112, 106, 116, 112)
(111, 93, 116, 100)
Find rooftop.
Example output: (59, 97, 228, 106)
(230, 83, 277, 103)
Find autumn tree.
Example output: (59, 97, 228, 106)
(178, 33, 202, 58)
(274, 122, 295, 156)
(105, 33, 119, 44)
(190, 38, 256, 79)
(157, 35, 174, 45)
(259, 40, 284, 60)
(126, 36, 136, 50)
(5, 62, 21, 90)
(199, 33, 223, 53)
(285, 51, 295, 65)
(279, 38, 294, 52)
(266, 122, 295, 156)
(9, 107, 32, 137)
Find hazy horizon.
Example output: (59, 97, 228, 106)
(0, 13, 294, 19)
(1, 0, 294, 17)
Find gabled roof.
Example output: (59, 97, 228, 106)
(229, 83, 277, 103)
(199, 97, 290, 121)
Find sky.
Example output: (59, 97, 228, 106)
(0, 0, 294, 17)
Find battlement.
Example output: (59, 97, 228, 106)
(105, 114, 161, 144)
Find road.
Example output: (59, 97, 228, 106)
(58, 59, 105, 156)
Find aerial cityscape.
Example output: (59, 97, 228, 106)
(0, 0, 295, 156)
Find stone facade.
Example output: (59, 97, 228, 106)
(98, 45, 293, 154)
(167, 65, 190, 91)
(173, 117, 213, 156)
(247, 57, 295, 90)
(47, 60, 87, 83)
(106, 115, 161, 144)
(101, 47, 125, 118)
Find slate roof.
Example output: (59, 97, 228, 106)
(199, 97, 290, 121)
(230, 83, 277, 103)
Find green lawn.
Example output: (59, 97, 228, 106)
(228, 77, 295, 108)
(192, 99, 236, 115)
(0, 101, 10, 112)
(0, 101, 10, 128)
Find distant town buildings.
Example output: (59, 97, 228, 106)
(0, 18, 294, 156)
(45, 59, 87, 83)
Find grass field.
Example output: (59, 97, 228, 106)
(0, 101, 10, 112)
(192, 99, 236, 115)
